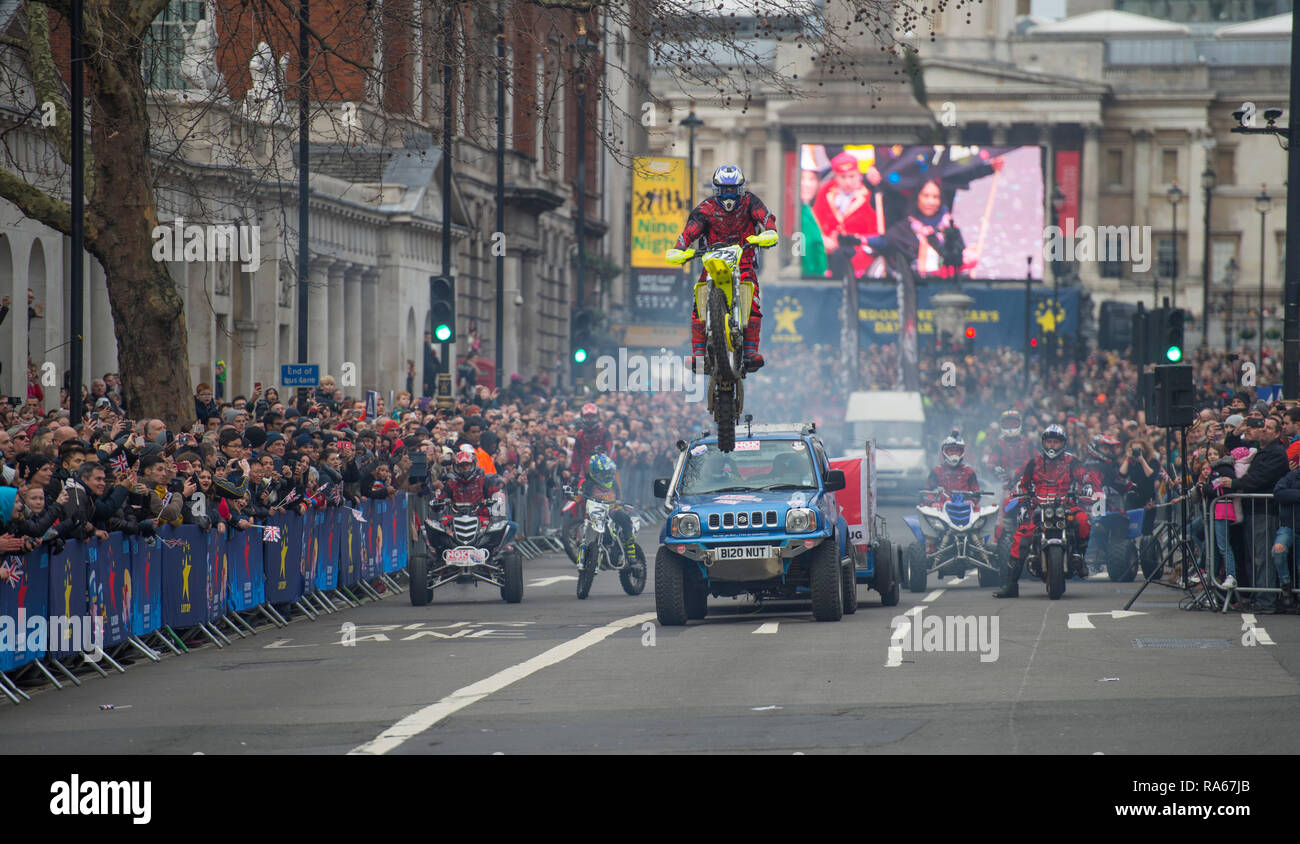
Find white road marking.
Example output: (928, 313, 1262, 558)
(904, 606, 924, 617)
(886, 619, 911, 668)
(1241, 614, 1276, 646)
(529, 576, 578, 587)
(922, 590, 945, 602)
(753, 622, 780, 634)
(751, 705, 783, 711)
(263, 639, 318, 649)
(1241, 613, 1257, 624)
(1067, 610, 1147, 630)
(349, 612, 656, 755)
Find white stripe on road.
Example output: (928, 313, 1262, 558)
(886, 618, 912, 667)
(1241, 614, 1276, 646)
(753, 622, 780, 634)
(922, 590, 945, 602)
(528, 575, 578, 587)
(349, 612, 656, 755)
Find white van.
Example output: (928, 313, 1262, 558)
(841, 391, 928, 495)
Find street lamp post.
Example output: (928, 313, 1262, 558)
(1050, 185, 1066, 370)
(682, 108, 704, 213)
(1167, 181, 1183, 309)
(1223, 256, 1238, 353)
(1201, 167, 1216, 347)
(572, 20, 597, 311)
(1257, 184, 1272, 365)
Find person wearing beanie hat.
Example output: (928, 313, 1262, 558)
(245, 426, 268, 450)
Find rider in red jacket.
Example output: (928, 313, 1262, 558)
(569, 403, 612, 483)
(926, 433, 981, 503)
(994, 425, 1093, 598)
(984, 410, 1035, 482)
(673, 164, 777, 373)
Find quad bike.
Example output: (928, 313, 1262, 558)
(409, 498, 523, 606)
(666, 230, 778, 453)
(903, 489, 1001, 592)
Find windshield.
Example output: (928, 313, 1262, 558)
(677, 439, 818, 495)
(853, 420, 923, 449)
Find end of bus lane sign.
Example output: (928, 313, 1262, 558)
(281, 364, 320, 387)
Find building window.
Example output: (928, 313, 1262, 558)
(143, 0, 206, 91)
(1214, 148, 1235, 185)
(699, 147, 715, 181)
(1100, 260, 1125, 279)
(1211, 238, 1237, 283)
(1105, 148, 1125, 187)
(1161, 149, 1178, 184)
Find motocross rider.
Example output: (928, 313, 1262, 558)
(994, 424, 1093, 598)
(569, 403, 613, 483)
(672, 164, 777, 374)
(578, 453, 638, 570)
(986, 409, 1035, 549)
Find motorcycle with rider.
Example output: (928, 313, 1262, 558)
(665, 164, 778, 453)
(985, 410, 1034, 573)
(570, 453, 647, 599)
(561, 402, 612, 564)
(995, 424, 1094, 599)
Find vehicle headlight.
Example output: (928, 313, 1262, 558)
(786, 508, 816, 533)
(927, 516, 947, 531)
(671, 513, 700, 539)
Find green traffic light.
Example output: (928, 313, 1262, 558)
(1165, 346, 1182, 362)
(574, 348, 588, 364)
(434, 324, 452, 342)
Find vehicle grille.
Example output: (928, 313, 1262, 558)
(707, 510, 779, 530)
(452, 515, 479, 544)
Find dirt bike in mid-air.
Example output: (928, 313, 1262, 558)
(666, 230, 778, 453)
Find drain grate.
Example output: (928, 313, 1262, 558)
(1132, 637, 1230, 649)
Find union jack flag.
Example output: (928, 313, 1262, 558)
(110, 454, 130, 475)
(0, 559, 23, 589)
(261, 525, 282, 543)
(330, 484, 343, 504)
(160, 538, 187, 549)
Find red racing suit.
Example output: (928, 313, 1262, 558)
(985, 436, 1035, 482)
(1009, 452, 1092, 563)
(925, 463, 981, 503)
(435, 471, 504, 518)
(674, 193, 777, 359)
(569, 424, 613, 481)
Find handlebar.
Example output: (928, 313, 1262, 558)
(665, 232, 778, 264)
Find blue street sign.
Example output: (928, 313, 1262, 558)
(281, 364, 320, 387)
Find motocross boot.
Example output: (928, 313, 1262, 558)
(690, 312, 708, 374)
(625, 533, 638, 566)
(742, 312, 764, 372)
(994, 558, 1021, 598)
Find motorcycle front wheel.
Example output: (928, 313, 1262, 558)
(620, 545, 647, 596)
(1046, 545, 1066, 600)
(707, 284, 742, 383)
(577, 545, 598, 599)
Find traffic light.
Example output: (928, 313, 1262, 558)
(964, 326, 976, 354)
(430, 275, 455, 343)
(1162, 308, 1185, 362)
(1130, 304, 1149, 365)
(571, 310, 595, 375)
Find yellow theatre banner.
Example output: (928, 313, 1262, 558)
(631, 156, 691, 268)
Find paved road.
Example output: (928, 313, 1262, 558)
(4, 499, 1300, 754)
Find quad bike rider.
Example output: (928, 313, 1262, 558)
(923, 433, 982, 551)
(669, 164, 777, 375)
(436, 448, 506, 516)
(985, 410, 1035, 566)
(994, 424, 1093, 598)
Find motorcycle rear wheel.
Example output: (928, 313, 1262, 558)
(1046, 545, 1066, 600)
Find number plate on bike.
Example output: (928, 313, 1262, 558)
(443, 546, 487, 566)
(712, 545, 772, 560)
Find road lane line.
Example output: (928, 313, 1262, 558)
(349, 611, 656, 755)
(1009, 605, 1051, 754)
(904, 606, 923, 617)
(922, 590, 945, 602)
(529, 575, 578, 587)
(753, 622, 780, 634)
(886, 618, 911, 667)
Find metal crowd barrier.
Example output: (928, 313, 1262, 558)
(1202, 492, 1298, 613)
(0, 495, 414, 704)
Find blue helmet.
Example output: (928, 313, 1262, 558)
(588, 453, 616, 490)
(712, 164, 745, 211)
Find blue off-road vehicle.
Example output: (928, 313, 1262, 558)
(652, 422, 895, 625)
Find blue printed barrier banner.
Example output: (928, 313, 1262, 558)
(205, 532, 227, 622)
(300, 510, 318, 595)
(161, 526, 207, 630)
(131, 536, 163, 637)
(338, 508, 360, 587)
(360, 503, 380, 582)
(49, 541, 88, 659)
(227, 529, 266, 612)
(0, 549, 49, 672)
(264, 513, 304, 603)
(313, 510, 338, 591)
(384, 495, 409, 574)
(86, 538, 128, 649)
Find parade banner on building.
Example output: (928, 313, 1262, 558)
(631, 156, 691, 268)
(761, 283, 844, 347)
